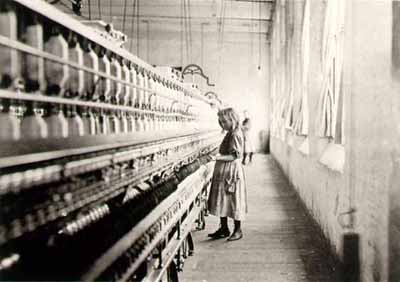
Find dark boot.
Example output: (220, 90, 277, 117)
(249, 152, 253, 163)
(227, 220, 243, 241)
(208, 217, 230, 238)
(242, 153, 247, 165)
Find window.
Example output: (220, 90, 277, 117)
(317, 0, 346, 172)
(317, 0, 345, 145)
(293, 0, 310, 137)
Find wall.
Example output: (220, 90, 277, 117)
(270, 0, 346, 261)
(134, 26, 270, 152)
(390, 2, 400, 280)
(269, 0, 400, 281)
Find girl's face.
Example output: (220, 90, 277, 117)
(219, 116, 233, 130)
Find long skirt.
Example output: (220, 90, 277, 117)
(207, 159, 248, 220)
(244, 137, 255, 153)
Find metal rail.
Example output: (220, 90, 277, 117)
(0, 128, 219, 168)
(0, 36, 197, 107)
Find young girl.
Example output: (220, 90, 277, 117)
(207, 108, 248, 241)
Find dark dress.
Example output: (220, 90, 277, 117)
(207, 127, 248, 220)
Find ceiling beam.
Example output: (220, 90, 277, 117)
(86, 14, 272, 22)
(229, 0, 275, 2)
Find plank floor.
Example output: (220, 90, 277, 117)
(181, 154, 339, 282)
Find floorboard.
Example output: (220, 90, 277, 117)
(181, 155, 339, 282)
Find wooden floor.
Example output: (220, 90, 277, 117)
(181, 155, 339, 282)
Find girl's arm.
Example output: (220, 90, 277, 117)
(215, 154, 236, 162)
(210, 130, 242, 162)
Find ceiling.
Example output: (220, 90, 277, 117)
(52, 0, 275, 39)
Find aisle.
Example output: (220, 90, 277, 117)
(181, 155, 338, 282)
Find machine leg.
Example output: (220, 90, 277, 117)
(167, 260, 179, 282)
(157, 243, 164, 269)
(175, 248, 183, 272)
(187, 232, 194, 256)
(196, 209, 206, 230)
(177, 220, 181, 240)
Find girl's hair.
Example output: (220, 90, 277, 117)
(218, 107, 240, 130)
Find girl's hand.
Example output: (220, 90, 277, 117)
(206, 154, 216, 162)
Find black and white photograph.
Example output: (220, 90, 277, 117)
(0, 0, 398, 281)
